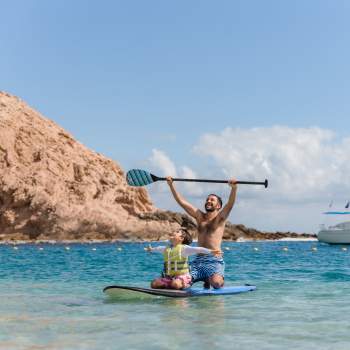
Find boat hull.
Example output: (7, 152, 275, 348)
(318, 229, 350, 244)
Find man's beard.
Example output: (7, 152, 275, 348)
(205, 205, 215, 212)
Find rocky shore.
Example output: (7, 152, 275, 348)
(0, 92, 316, 243)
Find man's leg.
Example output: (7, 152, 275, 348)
(190, 256, 200, 285)
(191, 255, 225, 289)
(209, 273, 224, 289)
(203, 279, 211, 289)
(208, 256, 225, 289)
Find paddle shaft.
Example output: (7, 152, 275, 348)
(156, 177, 268, 187)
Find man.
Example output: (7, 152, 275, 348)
(166, 176, 237, 289)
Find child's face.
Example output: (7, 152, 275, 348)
(169, 230, 184, 245)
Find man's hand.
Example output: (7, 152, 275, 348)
(228, 178, 237, 189)
(211, 249, 223, 257)
(166, 176, 174, 186)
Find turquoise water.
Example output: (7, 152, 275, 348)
(1, 241, 350, 350)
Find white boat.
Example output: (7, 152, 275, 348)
(318, 222, 350, 244)
(318, 211, 350, 243)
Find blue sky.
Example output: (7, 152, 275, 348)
(1, 1, 350, 232)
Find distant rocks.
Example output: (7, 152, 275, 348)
(0, 92, 316, 243)
(135, 211, 316, 242)
(223, 223, 315, 241)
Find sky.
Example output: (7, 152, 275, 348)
(1, 0, 350, 233)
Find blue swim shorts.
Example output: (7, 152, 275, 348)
(190, 254, 225, 283)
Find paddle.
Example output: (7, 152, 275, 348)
(126, 169, 268, 188)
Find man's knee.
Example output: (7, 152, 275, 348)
(209, 274, 224, 289)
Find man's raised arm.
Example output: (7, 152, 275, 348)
(218, 179, 237, 221)
(167, 176, 200, 219)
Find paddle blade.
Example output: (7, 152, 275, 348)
(126, 169, 158, 187)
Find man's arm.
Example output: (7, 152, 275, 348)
(167, 176, 200, 219)
(218, 179, 237, 221)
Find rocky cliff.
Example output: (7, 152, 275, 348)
(0, 92, 158, 241)
(0, 92, 316, 242)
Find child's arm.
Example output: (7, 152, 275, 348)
(182, 246, 222, 257)
(144, 245, 166, 253)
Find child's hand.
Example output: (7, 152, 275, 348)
(211, 249, 222, 257)
(144, 245, 153, 252)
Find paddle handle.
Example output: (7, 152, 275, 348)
(156, 177, 268, 188)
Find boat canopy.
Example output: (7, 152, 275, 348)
(323, 211, 350, 215)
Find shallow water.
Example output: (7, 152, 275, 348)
(1, 241, 350, 350)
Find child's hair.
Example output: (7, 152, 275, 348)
(180, 227, 193, 245)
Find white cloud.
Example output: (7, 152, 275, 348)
(148, 149, 177, 176)
(180, 166, 203, 196)
(147, 149, 203, 196)
(193, 126, 350, 203)
(146, 127, 350, 233)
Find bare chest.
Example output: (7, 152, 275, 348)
(197, 217, 225, 249)
(197, 216, 224, 235)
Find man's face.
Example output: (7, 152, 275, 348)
(205, 195, 221, 212)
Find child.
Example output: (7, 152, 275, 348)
(146, 227, 221, 290)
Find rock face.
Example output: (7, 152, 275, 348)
(0, 92, 316, 242)
(0, 92, 161, 241)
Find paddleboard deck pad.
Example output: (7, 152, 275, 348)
(103, 285, 256, 298)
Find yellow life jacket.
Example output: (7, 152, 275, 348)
(163, 244, 189, 277)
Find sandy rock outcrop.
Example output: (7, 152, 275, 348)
(0, 92, 169, 241)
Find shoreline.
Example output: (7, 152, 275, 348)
(0, 237, 318, 245)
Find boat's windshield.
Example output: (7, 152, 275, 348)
(329, 221, 350, 230)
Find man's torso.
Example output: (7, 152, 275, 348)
(196, 211, 225, 251)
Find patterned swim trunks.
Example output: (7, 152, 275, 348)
(190, 254, 225, 283)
